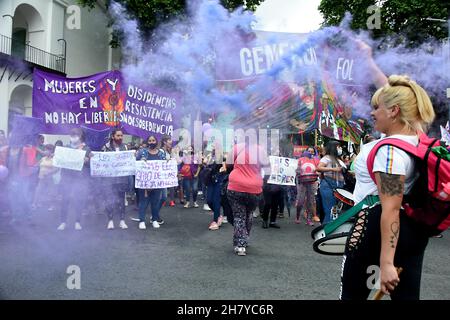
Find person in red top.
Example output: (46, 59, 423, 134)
(295, 147, 320, 225)
(6, 137, 39, 224)
(227, 142, 269, 256)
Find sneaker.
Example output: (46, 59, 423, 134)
(252, 211, 259, 218)
(119, 220, 128, 229)
(278, 213, 285, 218)
(217, 216, 224, 227)
(107, 220, 114, 230)
(193, 202, 199, 208)
(313, 215, 321, 222)
(184, 202, 190, 208)
(203, 204, 212, 211)
(151, 218, 165, 225)
(57, 223, 66, 231)
(169, 201, 175, 207)
(152, 221, 160, 229)
(269, 223, 281, 229)
(294, 218, 301, 224)
(222, 216, 228, 224)
(209, 222, 219, 230)
(139, 222, 146, 230)
(306, 219, 315, 226)
(75, 222, 82, 230)
(130, 217, 140, 222)
(198, 191, 203, 196)
(162, 201, 166, 207)
(236, 247, 246, 256)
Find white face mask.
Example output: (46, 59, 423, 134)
(70, 136, 80, 144)
(337, 148, 343, 156)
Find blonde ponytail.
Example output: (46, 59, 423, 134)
(371, 75, 435, 132)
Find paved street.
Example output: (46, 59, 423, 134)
(0, 200, 449, 300)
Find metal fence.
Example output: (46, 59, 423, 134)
(0, 33, 66, 73)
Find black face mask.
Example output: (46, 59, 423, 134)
(149, 143, 157, 149)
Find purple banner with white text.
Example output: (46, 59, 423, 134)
(32, 69, 183, 140)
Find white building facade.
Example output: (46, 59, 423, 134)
(0, 0, 121, 135)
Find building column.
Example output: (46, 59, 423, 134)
(0, 77, 9, 134)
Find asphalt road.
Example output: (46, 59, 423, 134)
(0, 199, 449, 300)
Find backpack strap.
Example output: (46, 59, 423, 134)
(366, 138, 420, 184)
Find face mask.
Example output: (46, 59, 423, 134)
(337, 148, 343, 156)
(70, 136, 80, 144)
(149, 143, 157, 149)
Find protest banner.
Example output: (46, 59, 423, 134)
(135, 160, 178, 189)
(53, 146, 86, 171)
(90, 151, 136, 177)
(267, 156, 298, 186)
(293, 145, 308, 158)
(32, 69, 183, 140)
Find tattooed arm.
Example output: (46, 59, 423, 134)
(375, 172, 404, 295)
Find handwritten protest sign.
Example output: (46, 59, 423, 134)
(135, 160, 178, 189)
(90, 151, 136, 177)
(53, 146, 86, 171)
(267, 156, 298, 186)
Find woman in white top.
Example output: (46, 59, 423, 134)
(316, 141, 346, 224)
(340, 74, 435, 300)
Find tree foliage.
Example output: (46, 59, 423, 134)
(78, 0, 264, 46)
(319, 0, 450, 45)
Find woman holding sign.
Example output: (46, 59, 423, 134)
(57, 128, 91, 231)
(101, 129, 129, 230)
(136, 135, 166, 230)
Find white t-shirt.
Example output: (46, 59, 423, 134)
(353, 135, 419, 203)
(319, 155, 346, 183)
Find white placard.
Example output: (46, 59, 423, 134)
(135, 160, 179, 189)
(53, 146, 86, 171)
(267, 156, 298, 186)
(90, 151, 136, 177)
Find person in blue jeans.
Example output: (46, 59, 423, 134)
(204, 152, 225, 230)
(136, 135, 166, 230)
(181, 146, 201, 208)
(316, 141, 345, 224)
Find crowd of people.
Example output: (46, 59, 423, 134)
(0, 72, 446, 299)
(1, 35, 447, 300)
(0, 125, 362, 241)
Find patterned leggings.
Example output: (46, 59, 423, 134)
(227, 190, 260, 248)
(296, 182, 318, 220)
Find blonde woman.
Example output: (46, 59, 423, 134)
(340, 74, 436, 300)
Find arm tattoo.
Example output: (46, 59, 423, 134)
(390, 221, 400, 249)
(379, 173, 404, 196)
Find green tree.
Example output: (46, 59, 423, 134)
(78, 0, 264, 47)
(319, 0, 450, 45)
